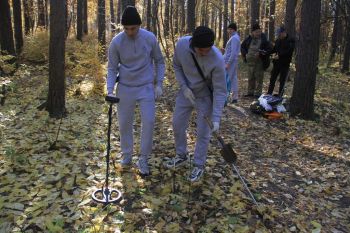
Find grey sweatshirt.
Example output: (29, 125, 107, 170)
(173, 36, 227, 123)
(107, 28, 165, 93)
(224, 32, 240, 65)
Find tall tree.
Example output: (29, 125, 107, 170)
(290, 0, 321, 119)
(187, 0, 196, 33)
(269, 0, 276, 42)
(83, 0, 88, 34)
(231, 0, 235, 22)
(110, 0, 116, 33)
(12, 0, 24, 53)
(23, 0, 34, 34)
(98, 0, 106, 59)
(173, 0, 179, 34)
(38, 0, 46, 27)
(179, 0, 185, 34)
(285, 0, 298, 37)
(47, 0, 67, 117)
(342, 2, 350, 73)
(121, 0, 135, 12)
(164, 0, 170, 37)
(328, 0, 340, 65)
(77, 0, 83, 40)
(250, 0, 260, 26)
(116, 0, 122, 24)
(218, 7, 223, 41)
(152, 0, 159, 36)
(223, 0, 229, 47)
(146, 0, 152, 30)
(0, 0, 15, 55)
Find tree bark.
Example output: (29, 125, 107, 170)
(98, 0, 106, 59)
(218, 7, 223, 42)
(285, 0, 297, 37)
(179, 0, 185, 34)
(110, 0, 116, 33)
(328, 0, 339, 65)
(12, 0, 24, 53)
(146, 0, 152, 30)
(23, 0, 35, 35)
(164, 0, 170, 37)
(187, 0, 196, 33)
(121, 0, 135, 12)
(0, 0, 15, 55)
(231, 0, 235, 22)
(269, 0, 276, 42)
(38, 0, 47, 27)
(223, 0, 229, 47)
(116, 0, 122, 24)
(250, 0, 260, 26)
(290, 0, 321, 119)
(47, 0, 67, 118)
(83, 0, 88, 34)
(152, 0, 159, 36)
(77, 0, 83, 40)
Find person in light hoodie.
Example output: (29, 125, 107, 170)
(106, 6, 165, 176)
(164, 26, 227, 182)
(223, 23, 241, 104)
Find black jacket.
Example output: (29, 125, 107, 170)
(241, 33, 272, 70)
(271, 34, 295, 66)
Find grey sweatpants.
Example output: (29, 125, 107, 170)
(172, 91, 212, 168)
(116, 83, 155, 159)
(227, 61, 239, 100)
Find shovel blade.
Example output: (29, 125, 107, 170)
(220, 143, 237, 163)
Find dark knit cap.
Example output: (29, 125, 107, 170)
(192, 26, 215, 48)
(228, 23, 237, 31)
(252, 23, 261, 32)
(121, 6, 141, 25)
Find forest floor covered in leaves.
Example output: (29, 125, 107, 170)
(0, 63, 349, 233)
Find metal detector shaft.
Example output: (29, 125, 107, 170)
(232, 163, 259, 206)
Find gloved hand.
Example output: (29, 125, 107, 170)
(212, 122, 220, 132)
(183, 86, 195, 104)
(155, 86, 163, 99)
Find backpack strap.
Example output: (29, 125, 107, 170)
(190, 52, 214, 97)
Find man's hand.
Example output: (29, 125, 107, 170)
(212, 122, 220, 132)
(155, 86, 163, 99)
(183, 86, 195, 104)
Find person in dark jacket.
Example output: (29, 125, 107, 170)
(267, 25, 295, 96)
(241, 23, 272, 97)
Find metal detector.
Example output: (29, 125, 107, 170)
(92, 95, 122, 204)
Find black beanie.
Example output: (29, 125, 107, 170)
(191, 26, 215, 48)
(121, 6, 141, 25)
(252, 23, 261, 32)
(228, 23, 237, 31)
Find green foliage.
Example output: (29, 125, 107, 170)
(0, 54, 16, 75)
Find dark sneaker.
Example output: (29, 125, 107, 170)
(120, 154, 132, 167)
(136, 157, 150, 176)
(164, 154, 188, 169)
(231, 99, 238, 104)
(188, 166, 204, 182)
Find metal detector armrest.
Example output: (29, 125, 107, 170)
(105, 95, 120, 103)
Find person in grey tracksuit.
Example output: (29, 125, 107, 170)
(106, 6, 165, 176)
(164, 26, 227, 182)
(224, 23, 240, 103)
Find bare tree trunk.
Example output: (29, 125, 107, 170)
(38, 0, 46, 27)
(285, 0, 297, 37)
(23, 0, 35, 35)
(110, 0, 116, 33)
(116, 0, 122, 24)
(250, 0, 260, 26)
(12, 0, 24, 53)
(290, 0, 321, 119)
(231, 0, 235, 22)
(98, 0, 106, 59)
(164, 0, 170, 37)
(179, 0, 185, 34)
(146, 0, 152, 30)
(152, 0, 159, 36)
(47, 0, 67, 118)
(77, 0, 83, 40)
(0, 0, 15, 55)
(269, 0, 276, 42)
(218, 7, 223, 42)
(121, 0, 135, 12)
(328, 0, 339, 65)
(187, 0, 196, 33)
(342, 23, 350, 73)
(83, 0, 88, 34)
(223, 0, 229, 47)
